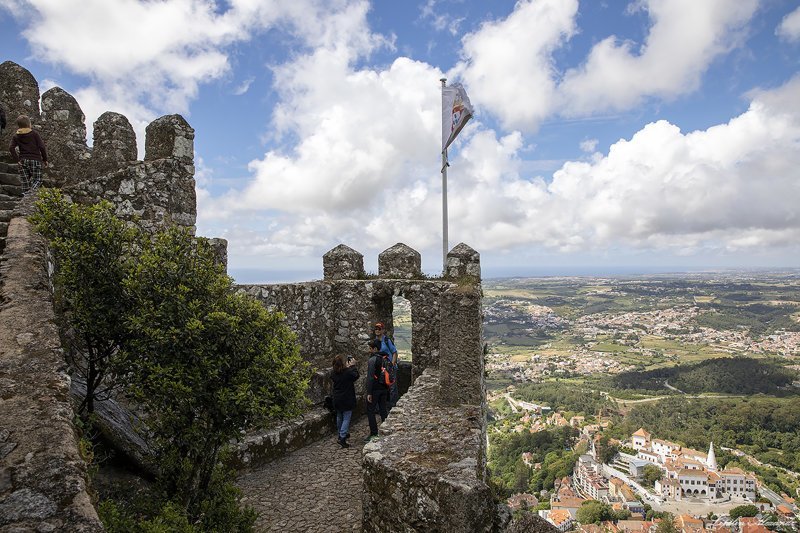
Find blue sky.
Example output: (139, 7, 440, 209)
(2, 0, 800, 281)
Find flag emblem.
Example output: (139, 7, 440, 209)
(442, 83, 473, 152)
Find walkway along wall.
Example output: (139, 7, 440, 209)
(0, 199, 102, 532)
(238, 242, 495, 532)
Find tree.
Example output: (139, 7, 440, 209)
(729, 504, 758, 520)
(596, 435, 619, 464)
(32, 189, 139, 415)
(119, 227, 309, 525)
(513, 459, 531, 493)
(576, 500, 612, 524)
(643, 464, 663, 487)
(655, 513, 678, 533)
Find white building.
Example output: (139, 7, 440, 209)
(630, 431, 757, 502)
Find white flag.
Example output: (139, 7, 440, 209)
(442, 83, 473, 153)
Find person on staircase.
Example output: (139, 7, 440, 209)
(9, 115, 47, 195)
(331, 354, 359, 448)
(0, 105, 7, 131)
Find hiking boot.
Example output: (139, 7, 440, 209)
(338, 437, 350, 448)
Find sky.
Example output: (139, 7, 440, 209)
(1, 0, 799, 281)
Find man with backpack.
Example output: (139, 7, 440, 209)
(373, 322, 399, 409)
(365, 339, 392, 441)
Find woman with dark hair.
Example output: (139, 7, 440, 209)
(331, 354, 359, 448)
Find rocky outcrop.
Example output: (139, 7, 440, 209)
(0, 200, 102, 532)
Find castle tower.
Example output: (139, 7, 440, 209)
(707, 441, 718, 471)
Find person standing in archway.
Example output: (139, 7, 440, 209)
(365, 339, 390, 441)
(373, 322, 399, 408)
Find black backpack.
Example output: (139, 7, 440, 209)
(372, 353, 395, 388)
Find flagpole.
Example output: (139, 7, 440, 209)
(440, 78, 449, 273)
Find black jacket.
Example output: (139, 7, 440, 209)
(331, 366, 359, 411)
(365, 353, 389, 395)
(0, 107, 6, 130)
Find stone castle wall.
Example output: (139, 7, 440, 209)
(0, 200, 102, 532)
(0, 61, 203, 530)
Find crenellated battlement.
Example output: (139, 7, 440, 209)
(0, 60, 198, 235)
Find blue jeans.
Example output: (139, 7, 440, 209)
(336, 410, 352, 440)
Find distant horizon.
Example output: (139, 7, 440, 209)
(229, 265, 800, 285)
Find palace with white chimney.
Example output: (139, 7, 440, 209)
(630, 428, 757, 501)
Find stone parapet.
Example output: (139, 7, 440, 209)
(445, 242, 481, 281)
(65, 157, 197, 234)
(0, 61, 40, 153)
(323, 244, 364, 280)
(438, 285, 485, 407)
(91, 111, 137, 177)
(39, 87, 91, 188)
(379, 243, 422, 279)
(144, 114, 194, 165)
(362, 369, 493, 533)
(0, 203, 102, 532)
(229, 408, 334, 472)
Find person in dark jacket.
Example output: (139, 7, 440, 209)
(0, 106, 6, 131)
(331, 354, 359, 448)
(9, 115, 48, 195)
(365, 339, 390, 441)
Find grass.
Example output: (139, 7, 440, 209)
(592, 341, 630, 353)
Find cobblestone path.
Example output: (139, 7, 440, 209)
(237, 418, 369, 532)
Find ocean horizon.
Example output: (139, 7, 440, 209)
(228, 265, 800, 284)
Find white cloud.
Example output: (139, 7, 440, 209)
(579, 138, 598, 153)
(458, 0, 578, 131)
(559, 0, 758, 116)
(458, 0, 759, 130)
(419, 0, 465, 36)
(209, 54, 445, 217)
(232, 77, 255, 96)
(777, 6, 800, 42)
(1, 0, 386, 150)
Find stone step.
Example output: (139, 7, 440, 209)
(0, 171, 22, 186)
(0, 200, 17, 211)
(0, 184, 22, 197)
(0, 162, 17, 174)
(0, 210, 13, 223)
(0, 221, 8, 235)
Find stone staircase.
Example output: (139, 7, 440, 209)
(0, 152, 24, 255)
